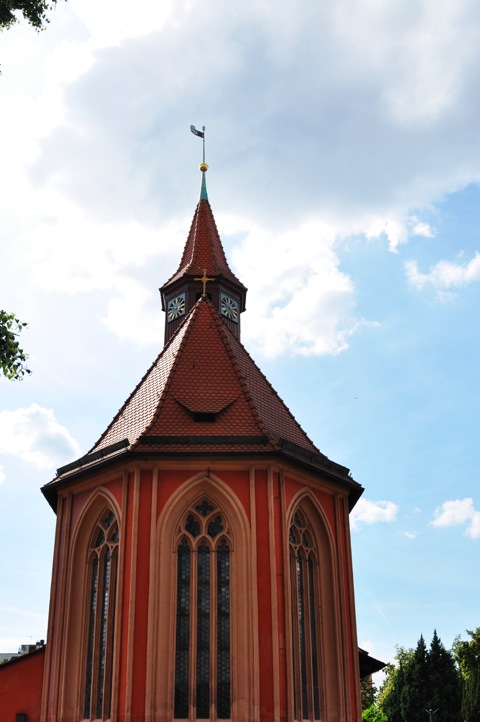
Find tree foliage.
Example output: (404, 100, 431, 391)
(454, 629, 480, 722)
(0, 0, 57, 30)
(400, 634, 429, 722)
(377, 648, 413, 722)
(378, 633, 461, 722)
(427, 630, 462, 722)
(0, 310, 31, 380)
(362, 704, 387, 722)
(361, 676, 377, 710)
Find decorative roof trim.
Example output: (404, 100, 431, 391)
(139, 434, 270, 446)
(276, 438, 349, 476)
(56, 438, 130, 476)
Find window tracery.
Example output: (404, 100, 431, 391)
(174, 498, 232, 720)
(289, 509, 321, 721)
(83, 509, 119, 720)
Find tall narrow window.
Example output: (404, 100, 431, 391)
(84, 509, 119, 721)
(289, 509, 321, 721)
(174, 499, 231, 720)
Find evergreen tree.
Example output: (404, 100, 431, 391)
(377, 648, 412, 722)
(400, 635, 429, 722)
(377, 633, 462, 722)
(427, 630, 462, 722)
(454, 629, 480, 722)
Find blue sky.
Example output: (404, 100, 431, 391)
(1, 0, 480, 674)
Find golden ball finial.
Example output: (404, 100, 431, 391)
(199, 162, 209, 172)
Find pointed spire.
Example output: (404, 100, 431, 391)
(160, 136, 247, 344)
(200, 168, 208, 201)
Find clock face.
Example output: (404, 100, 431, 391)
(220, 294, 239, 322)
(167, 294, 186, 322)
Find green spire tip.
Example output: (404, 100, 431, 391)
(200, 170, 208, 201)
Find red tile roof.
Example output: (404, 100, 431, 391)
(162, 199, 246, 290)
(86, 299, 319, 456)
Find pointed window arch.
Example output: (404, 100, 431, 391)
(289, 508, 321, 721)
(174, 498, 232, 720)
(83, 509, 119, 721)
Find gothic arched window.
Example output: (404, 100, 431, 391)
(174, 498, 231, 720)
(83, 509, 119, 721)
(289, 509, 321, 721)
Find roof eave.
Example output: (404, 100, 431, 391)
(42, 438, 363, 513)
(41, 439, 132, 512)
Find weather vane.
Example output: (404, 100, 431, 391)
(190, 125, 208, 171)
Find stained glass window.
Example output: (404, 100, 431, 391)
(84, 510, 119, 720)
(174, 499, 231, 720)
(289, 509, 321, 721)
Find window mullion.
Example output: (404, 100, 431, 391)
(196, 541, 211, 718)
(216, 540, 231, 720)
(103, 546, 118, 720)
(290, 551, 301, 721)
(308, 557, 320, 720)
(190, 547, 198, 722)
(210, 546, 217, 722)
(93, 551, 106, 719)
(84, 554, 99, 720)
(289, 512, 321, 722)
(302, 556, 314, 721)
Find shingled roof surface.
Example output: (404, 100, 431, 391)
(163, 199, 247, 290)
(87, 298, 320, 457)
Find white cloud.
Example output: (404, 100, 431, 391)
(0, 466, 5, 485)
(2, 0, 480, 359)
(406, 252, 480, 291)
(404, 532, 416, 539)
(410, 217, 435, 239)
(7, 0, 480, 227)
(70, 0, 175, 47)
(360, 214, 435, 252)
(432, 498, 480, 539)
(0, 404, 80, 470)
(2, 0, 480, 360)
(100, 280, 163, 344)
(350, 498, 399, 530)
(228, 215, 378, 358)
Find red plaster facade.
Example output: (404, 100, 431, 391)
(41, 460, 362, 722)
(0, 647, 45, 722)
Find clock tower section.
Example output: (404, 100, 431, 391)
(160, 168, 247, 343)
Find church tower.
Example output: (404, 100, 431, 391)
(38, 161, 364, 722)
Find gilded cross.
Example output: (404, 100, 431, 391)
(194, 268, 215, 297)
